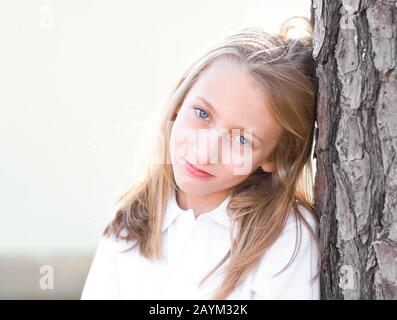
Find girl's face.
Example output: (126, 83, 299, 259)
(169, 56, 283, 197)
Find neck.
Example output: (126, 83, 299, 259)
(176, 189, 231, 218)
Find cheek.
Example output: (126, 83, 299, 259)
(218, 153, 262, 184)
(225, 147, 262, 176)
(169, 113, 198, 164)
(217, 164, 250, 186)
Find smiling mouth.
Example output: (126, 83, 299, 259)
(183, 158, 214, 178)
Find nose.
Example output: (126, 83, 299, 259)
(194, 128, 229, 165)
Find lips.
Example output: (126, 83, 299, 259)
(183, 158, 214, 178)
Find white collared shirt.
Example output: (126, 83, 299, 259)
(81, 189, 320, 299)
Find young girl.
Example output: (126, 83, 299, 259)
(81, 16, 322, 300)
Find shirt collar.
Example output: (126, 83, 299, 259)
(161, 189, 232, 232)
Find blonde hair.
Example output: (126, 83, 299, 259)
(104, 16, 322, 299)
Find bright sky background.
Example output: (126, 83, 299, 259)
(0, 0, 311, 256)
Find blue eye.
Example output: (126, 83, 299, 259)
(239, 135, 249, 145)
(194, 107, 210, 121)
(233, 133, 252, 147)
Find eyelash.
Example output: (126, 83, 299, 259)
(194, 107, 210, 121)
(193, 106, 252, 147)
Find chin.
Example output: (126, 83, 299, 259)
(175, 179, 209, 194)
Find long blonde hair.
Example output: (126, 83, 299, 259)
(104, 16, 322, 299)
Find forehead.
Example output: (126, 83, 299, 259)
(186, 57, 282, 142)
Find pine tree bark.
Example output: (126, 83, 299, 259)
(311, 0, 397, 299)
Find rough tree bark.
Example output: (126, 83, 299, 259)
(311, 0, 397, 299)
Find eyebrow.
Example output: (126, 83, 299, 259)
(195, 95, 264, 144)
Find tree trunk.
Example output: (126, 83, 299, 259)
(311, 0, 397, 299)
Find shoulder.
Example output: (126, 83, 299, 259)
(250, 204, 320, 299)
(97, 228, 139, 258)
(283, 204, 318, 236)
